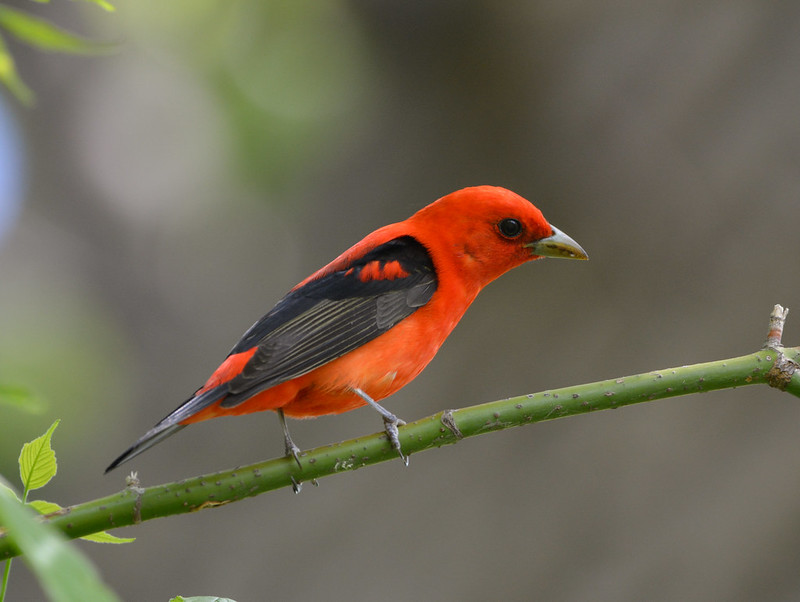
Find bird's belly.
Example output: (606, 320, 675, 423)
(281, 311, 449, 418)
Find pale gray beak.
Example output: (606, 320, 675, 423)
(525, 225, 588, 260)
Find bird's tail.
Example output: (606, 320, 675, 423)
(105, 384, 228, 473)
(104, 423, 187, 473)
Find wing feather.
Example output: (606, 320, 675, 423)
(220, 236, 436, 407)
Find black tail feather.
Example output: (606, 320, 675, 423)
(105, 384, 228, 473)
(105, 424, 187, 473)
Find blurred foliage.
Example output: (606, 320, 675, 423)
(0, 0, 114, 105)
(0, 484, 121, 601)
(0, 384, 43, 414)
(123, 1, 371, 190)
(0, 32, 30, 103)
(0, 288, 134, 478)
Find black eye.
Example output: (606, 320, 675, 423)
(498, 218, 523, 238)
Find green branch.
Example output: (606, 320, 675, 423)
(1, 306, 799, 560)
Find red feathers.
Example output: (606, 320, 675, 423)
(107, 186, 587, 472)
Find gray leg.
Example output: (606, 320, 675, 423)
(278, 408, 302, 468)
(352, 387, 408, 466)
(277, 408, 303, 494)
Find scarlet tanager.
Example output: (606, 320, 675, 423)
(106, 186, 587, 473)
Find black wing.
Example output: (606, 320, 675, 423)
(220, 235, 436, 407)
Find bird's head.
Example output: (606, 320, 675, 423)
(411, 185, 587, 289)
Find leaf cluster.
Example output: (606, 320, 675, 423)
(0, 420, 127, 602)
(1, 420, 238, 600)
(0, 0, 114, 104)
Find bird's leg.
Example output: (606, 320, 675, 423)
(278, 408, 302, 469)
(352, 387, 408, 466)
(277, 408, 303, 494)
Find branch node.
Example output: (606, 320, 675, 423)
(441, 409, 463, 439)
(126, 471, 145, 524)
(766, 352, 799, 391)
(764, 304, 789, 349)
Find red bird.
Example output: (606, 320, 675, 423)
(106, 186, 587, 473)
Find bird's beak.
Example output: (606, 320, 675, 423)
(525, 225, 588, 260)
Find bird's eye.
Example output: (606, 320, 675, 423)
(497, 218, 523, 239)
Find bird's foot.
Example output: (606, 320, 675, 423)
(284, 439, 303, 470)
(278, 408, 303, 469)
(289, 475, 302, 494)
(352, 387, 409, 465)
(382, 414, 408, 466)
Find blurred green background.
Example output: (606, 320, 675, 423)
(2, 1, 800, 600)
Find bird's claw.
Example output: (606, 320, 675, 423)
(285, 441, 303, 470)
(289, 475, 302, 494)
(383, 415, 409, 466)
(285, 437, 303, 493)
(352, 387, 409, 466)
(278, 408, 302, 469)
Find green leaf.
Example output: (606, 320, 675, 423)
(27, 499, 61, 514)
(79, 531, 135, 544)
(0, 481, 20, 503)
(0, 478, 121, 602)
(18, 420, 60, 495)
(79, 0, 116, 12)
(28, 499, 135, 544)
(0, 32, 34, 105)
(0, 5, 113, 55)
(0, 383, 45, 414)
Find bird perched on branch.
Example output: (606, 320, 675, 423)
(106, 185, 587, 473)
